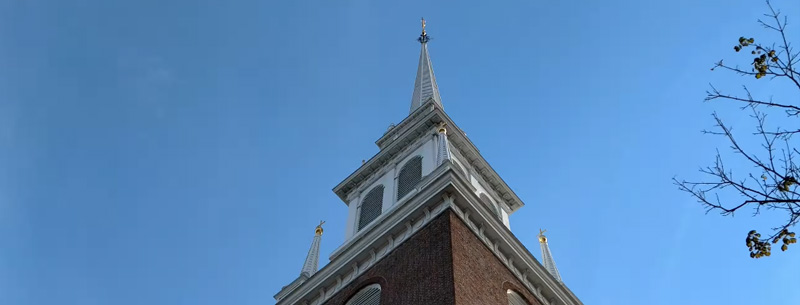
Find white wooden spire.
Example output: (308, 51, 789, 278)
(301, 221, 324, 277)
(274, 221, 324, 302)
(410, 18, 442, 113)
(538, 229, 562, 282)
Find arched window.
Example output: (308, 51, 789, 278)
(480, 193, 499, 216)
(345, 284, 381, 305)
(507, 289, 531, 305)
(397, 156, 423, 201)
(358, 185, 384, 231)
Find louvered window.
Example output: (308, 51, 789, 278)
(507, 289, 531, 305)
(358, 186, 384, 231)
(396, 156, 423, 201)
(345, 284, 381, 305)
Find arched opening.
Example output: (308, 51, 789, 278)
(345, 284, 381, 305)
(507, 289, 531, 305)
(358, 185, 384, 231)
(396, 156, 423, 201)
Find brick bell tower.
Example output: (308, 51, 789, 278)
(274, 19, 583, 305)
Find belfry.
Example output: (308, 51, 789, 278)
(275, 19, 582, 305)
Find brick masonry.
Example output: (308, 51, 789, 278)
(322, 210, 542, 305)
(450, 212, 542, 305)
(322, 211, 455, 305)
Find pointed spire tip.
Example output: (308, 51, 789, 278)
(538, 229, 562, 282)
(300, 221, 323, 277)
(410, 18, 441, 113)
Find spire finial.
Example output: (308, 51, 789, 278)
(538, 228, 547, 243)
(315, 220, 325, 236)
(436, 122, 451, 165)
(418, 17, 429, 43)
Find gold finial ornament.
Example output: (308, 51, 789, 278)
(438, 122, 447, 134)
(417, 17, 430, 44)
(538, 229, 547, 243)
(315, 220, 325, 236)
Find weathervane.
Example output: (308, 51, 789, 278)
(315, 220, 325, 236)
(418, 17, 430, 43)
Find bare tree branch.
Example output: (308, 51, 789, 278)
(677, 1, 799, 258)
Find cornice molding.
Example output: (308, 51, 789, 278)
(281, 165, 581, 305)
(329, 159, 445, 261)
(333, 102, 525, 214)
(333, 106, 439, 204)
(351, 134, 432, 199)
(447, 184, 583, 305)
(281, 165, 455, 305)
(442, 113, 525, 213)
(376, 102, 435, 149)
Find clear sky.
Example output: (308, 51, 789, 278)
(1, 0, 799, 304)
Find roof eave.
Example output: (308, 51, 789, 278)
(332, 102, 439, 204)
(332, 102, 526, 213)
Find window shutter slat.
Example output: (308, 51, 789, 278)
(358, 186, 384, 231)
(508, 290, 530, 305)
(346, 284, 381, 305)
(397, 156, 423, 201)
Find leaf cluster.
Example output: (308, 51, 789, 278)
(776, 176, 797, 192)
(747, 229, 797, 258)
(734, 36, 782, 79)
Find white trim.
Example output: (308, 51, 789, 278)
(280, 165, 581, 305)
(342, 120, 435, 204)
(334, 102, 525, 214)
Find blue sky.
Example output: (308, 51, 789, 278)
(1, 0, 799, 304)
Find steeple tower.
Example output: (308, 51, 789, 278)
(538, 229, 563, 282)
(410, 18, 443, 114)
(274, 20, 584, 305)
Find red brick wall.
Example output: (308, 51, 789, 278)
(450, 212, 542, 305)
(323, 212, 456, 305)
(322, 210, 541, 305)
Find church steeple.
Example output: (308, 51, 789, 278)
(410, 18, 443, 114)
(538, 229, 563, 282)
(276, 20, 584, 305)
(300, 221, 325, 277)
